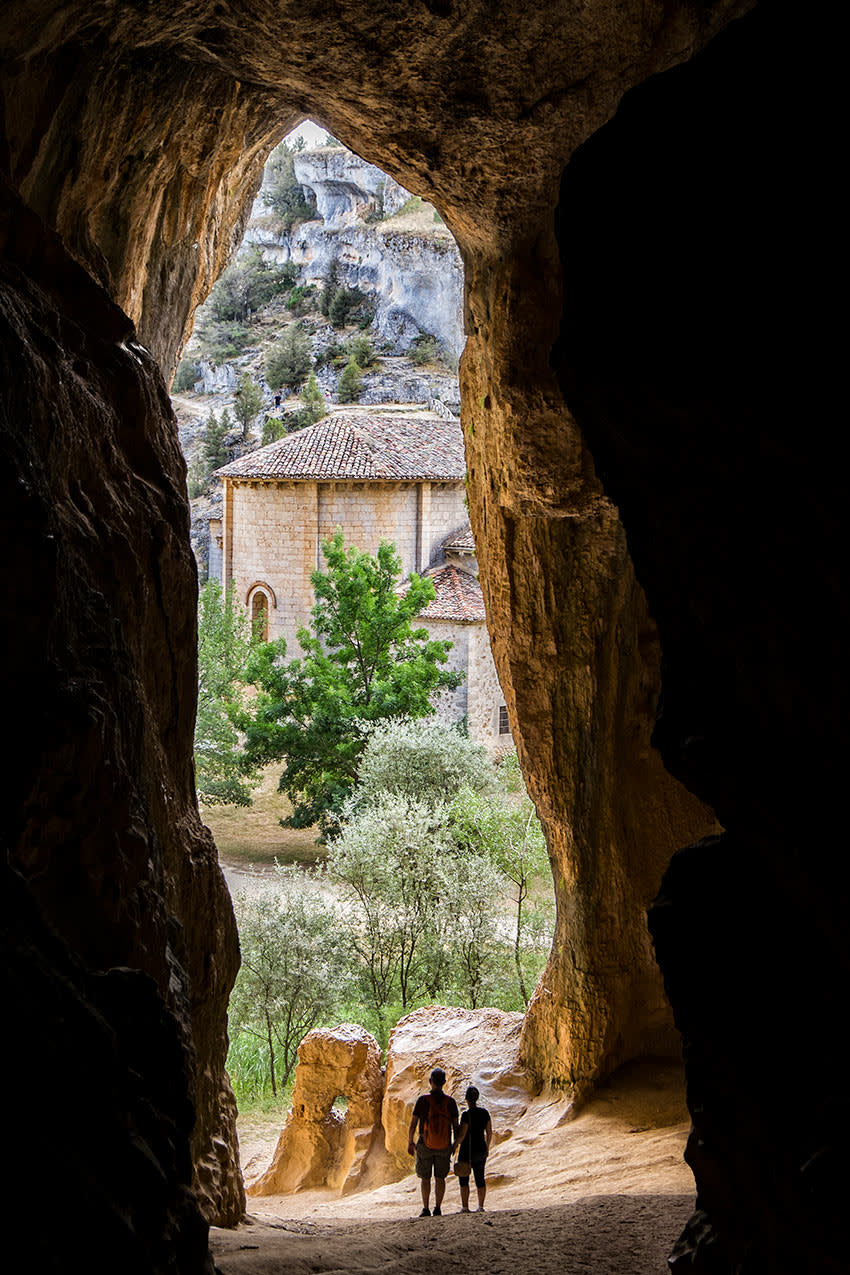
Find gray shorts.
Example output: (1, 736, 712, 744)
(415, 1141, 451, 1180)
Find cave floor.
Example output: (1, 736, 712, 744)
(212, 1061, 692, 1273)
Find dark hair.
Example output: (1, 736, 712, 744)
(465, 1085, 479, 1105)
(430, 1068, 446, 1087)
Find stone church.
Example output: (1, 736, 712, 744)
(212, 407, 513, 750)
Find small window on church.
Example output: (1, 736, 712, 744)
(498, 705, 510, 735)
(251, 592, 269, 642)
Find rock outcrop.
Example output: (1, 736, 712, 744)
(248, 1025, 385, 1197)
(382, 1006, 531, 1171)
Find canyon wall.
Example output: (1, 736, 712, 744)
(3, 1, 839, 1271)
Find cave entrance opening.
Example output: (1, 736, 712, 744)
(190, 117, 557, 1150)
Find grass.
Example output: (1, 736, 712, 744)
(201, 763, 325, 869)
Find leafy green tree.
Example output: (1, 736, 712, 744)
(336, 357, 363, 403)
(195, 579, 262, 806)
(172, 357, 199, 392)
(346, 334, 375, 368)
(206, 247, 298, 324)
(450, 782, 550, 1005)
(300, 371, 326, 423)
(438, 850, 506, 1009)
(328, 794, 455, 1042)
(353, 717, 495, 813)
(203, 407, 233, 472)
(233, 373, 263, 439)
(265, 325, 312, 391)
(241, 531, 463, 834)
(228, 870, 352, 1095)
(262, 140, 314, 232)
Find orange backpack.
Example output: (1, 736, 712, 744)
(423, 1092, 452, 1149)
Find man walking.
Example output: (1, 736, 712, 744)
(407, 1067, 459, 1216)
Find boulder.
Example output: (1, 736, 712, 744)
(382, 1006, 532, 1172)
(248, 1024, 384, 1196)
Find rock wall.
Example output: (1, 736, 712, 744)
(3, 1, 837, 1271)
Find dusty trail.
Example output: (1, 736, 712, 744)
(212, 1062, 694, 1274)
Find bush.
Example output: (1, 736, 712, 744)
(353, 718, 495, 812)
(410, 333, 441, 366)
(262, 140, 314, 232)
(336, 357, 363, 403)
(346, 334, 375, 369)
(329, 285, 367, 328)
(265, 325, 312, 391)
(286, 284, 316, 314)
(194, 320, 251, 362)
(206, 247, 298, 324)
(173, 357, 199, 392)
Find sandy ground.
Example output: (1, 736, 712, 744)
(211, 1062, 695, 1274)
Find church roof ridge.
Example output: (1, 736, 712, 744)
(214, 410, 465, 482)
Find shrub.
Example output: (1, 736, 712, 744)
(410, 333, 441, 366)
(285, 284, 316, 314)
(206, 247, 298, 324)
(346, 334, 375, 369)
(353, 717, 496, 812)
(336, 357, 363, 403)
(262, 140, 314, 232)
(265, 325, 312, 391)
(173, 357, 199, 392)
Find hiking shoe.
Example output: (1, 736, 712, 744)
(419, 1207, 431, 1217)
(432, 1206, 442, 1216)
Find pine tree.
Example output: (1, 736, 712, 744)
(336, 357, 363, 403)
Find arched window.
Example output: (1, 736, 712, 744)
(246, 582, 276, 642)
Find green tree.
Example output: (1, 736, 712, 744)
(265, 325, 312, 391)
(353, 717, 495, 813)
(233, 373, 263, 438)
(195, 579, 261, 806)
(228, 871, 352, 1096)
(337, 357, 363, 403)
(241, 531, 463, 834)
(450, 782, 550, 1005)
(300, 371, 326, 423)
(328, 794, 455, 1043)
(262, 140, 314, 232)
(203, 407, 233, 472)
(205, 247, 297, 324)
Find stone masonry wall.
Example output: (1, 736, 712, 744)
(224, 478, 467, 657)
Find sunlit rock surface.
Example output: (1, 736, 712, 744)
(382, 1006, 531, 1171)
(248, 1025, 385, 1197)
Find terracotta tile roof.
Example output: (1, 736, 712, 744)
(441, 520, 476, 552)
(418, 564, 485, 623)
(215, 411, 465, 482)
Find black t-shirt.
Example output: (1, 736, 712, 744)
(458, 1106, 490, 1159)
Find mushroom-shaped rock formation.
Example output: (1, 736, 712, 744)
(249, 1024, 384, 1197)
(382, 1006, 532, 1172)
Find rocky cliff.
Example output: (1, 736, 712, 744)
(248, 146, 465, 359)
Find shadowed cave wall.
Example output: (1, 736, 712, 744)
(1, 2, 840, 1271)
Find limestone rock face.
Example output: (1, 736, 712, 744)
(292, 147, 411, 224)
(382, 1006, 531, 1171)
(249, 1025, 384, 1197)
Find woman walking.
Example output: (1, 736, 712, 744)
(453, 1085, 492, 1212)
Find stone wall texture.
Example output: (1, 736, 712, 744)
(3, 1, 840, 1272)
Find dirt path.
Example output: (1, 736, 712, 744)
(212, 1062, 694, 1274)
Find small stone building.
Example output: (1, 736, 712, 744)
(213, 408, 512, 750)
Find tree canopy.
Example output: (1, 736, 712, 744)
(241, 531, 463, 833)
(195, 579, 261, 806)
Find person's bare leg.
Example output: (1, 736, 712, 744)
(477, 1181, 486, 1211)
(460, 1182, 470, 1211)
(434, 1176, 446, 1211)
(420, 1177, 431, 1211)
